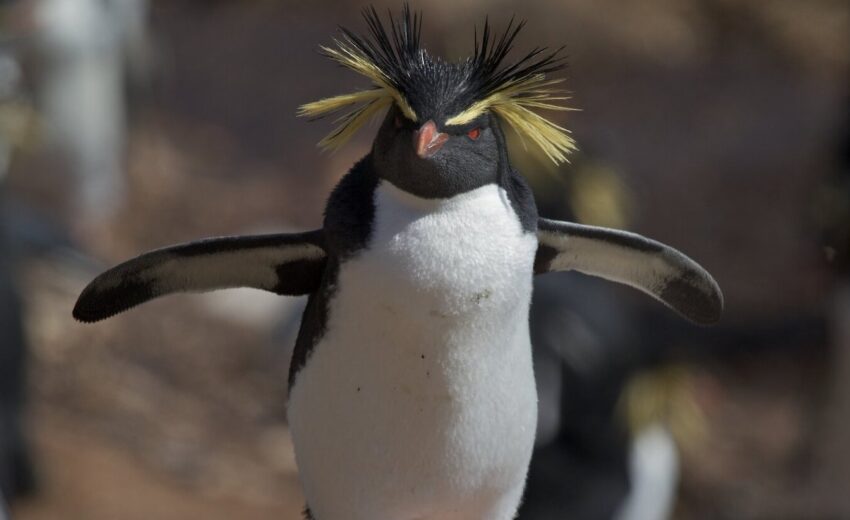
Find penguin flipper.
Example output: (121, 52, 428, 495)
(73, 230, 327, 323)
(534, 218, 723, 325)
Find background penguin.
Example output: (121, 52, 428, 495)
(73, 6, 723, 520)
(33, 0, 151, 221)
(518, 155, 699, 520)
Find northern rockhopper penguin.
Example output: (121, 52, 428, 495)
(73, 6, 723, 520)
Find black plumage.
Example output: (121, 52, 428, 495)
(332, 5, 564, 124)
(301, 4, 576, 161)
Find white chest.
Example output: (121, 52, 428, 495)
(351, 181, 536, 326)
(288, 182, 539, 519)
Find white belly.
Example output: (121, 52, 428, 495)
(288, 182, 538, 519)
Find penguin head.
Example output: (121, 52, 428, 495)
(300, 5, 577, 197)
(371, 102, 503, 198)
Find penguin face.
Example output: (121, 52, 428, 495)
(372, 105, 502, 199)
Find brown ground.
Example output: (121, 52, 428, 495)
(15, 410, 300, 520)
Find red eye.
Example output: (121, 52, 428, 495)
(467, 127, 481, 140)
(394, 115, 402, 128)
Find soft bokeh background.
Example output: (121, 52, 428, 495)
(0, 0, 848, 518)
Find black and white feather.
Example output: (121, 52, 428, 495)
(534, 219, 723, 325)
(73, 231, 326, 323)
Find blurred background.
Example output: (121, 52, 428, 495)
(0, 0, 848, 519)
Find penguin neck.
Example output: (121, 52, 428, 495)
(378, 179, 449, 211)
(377, 178, 502, 214)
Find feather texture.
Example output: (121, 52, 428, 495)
(448, 75, 576, 163)
(299, 5, 576, 162)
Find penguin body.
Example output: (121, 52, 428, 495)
(289, 160, 538, 519)
(73, 7, 723, 520)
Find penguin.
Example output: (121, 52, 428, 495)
(519, 155, 694, 520)
(73, 7, 723, 520)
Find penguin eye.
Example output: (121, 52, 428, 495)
(467, 127, 481, 140)
(394, 115, 403, 129)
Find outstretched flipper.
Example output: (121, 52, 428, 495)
(534, 218, 723, 324)
(74, 230, 327, 323)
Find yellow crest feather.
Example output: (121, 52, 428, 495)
(299, 7, 575, 162)
(297, 40, 417, 150)
(446, 75, 576, 164)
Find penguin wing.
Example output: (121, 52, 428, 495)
(534, 218, 723, 324)
(73, 230, 327, 323)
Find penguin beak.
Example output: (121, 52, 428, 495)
(414, 120, 448, 159)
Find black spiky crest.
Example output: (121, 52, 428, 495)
(298, 5, 576, 163)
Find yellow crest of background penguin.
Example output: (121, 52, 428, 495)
(73, 5, 723, 519)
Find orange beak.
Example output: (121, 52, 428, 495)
(414, 120, 448, 159)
